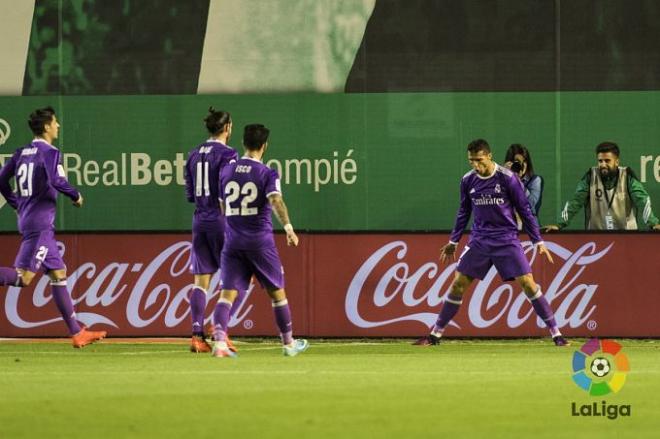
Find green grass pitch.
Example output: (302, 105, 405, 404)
(1, 339, 658, 438)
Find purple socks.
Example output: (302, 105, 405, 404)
(431, 293, 463, 336)
(212, 299, 232, 341)
(190, 286, 207, 336)
(529, 288, 561, 337)
(272, 299, 293, 345)
(50, 281, 81, 335)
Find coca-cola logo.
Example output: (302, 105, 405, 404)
(4, 241, 254, 330)
(345, 240, 613, 331)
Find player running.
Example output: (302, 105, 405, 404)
(0, 106, 106, 347)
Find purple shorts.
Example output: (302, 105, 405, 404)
(456, 239, 531, 281)
(14, 230, 65, 273)
(220, 246, 284, 291)
(189, 228, 224, 275)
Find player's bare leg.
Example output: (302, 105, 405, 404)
(516, 273, 569, 346)
(414, 272, 473, 345)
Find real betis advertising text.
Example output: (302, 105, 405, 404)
(1, 93, 660, 232)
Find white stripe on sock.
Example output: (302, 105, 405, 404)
(528, 287, 543, 301)
(50, 280, 67, 287)
(444, 296, 463, 305)
(272, 299, 288, 308)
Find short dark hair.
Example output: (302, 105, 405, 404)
(596, 141, 620, 157)
(505, 143, 535, 177)
(467, 139, 490, 154)
(204, 107, 231, 135)
(243, 124, 270, 151)
(28, 106, 56, 135)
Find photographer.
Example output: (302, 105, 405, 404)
(504, 144, 543, 227)
(545, 142, 660, 231)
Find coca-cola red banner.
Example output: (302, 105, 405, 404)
(0, 233, 658, 337)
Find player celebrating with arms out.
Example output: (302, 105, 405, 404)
(415, 139, 568, 347)
(0, 106, 106, 347)
(211, 124, 308, 358)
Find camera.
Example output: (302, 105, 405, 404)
(510, 160, 523, 173)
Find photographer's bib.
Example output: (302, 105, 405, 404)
(588, 167, 637, 230)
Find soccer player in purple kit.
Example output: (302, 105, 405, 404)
(415, 139, 569, 346)
(0, 106, 106, 348)
(184, 107, 246, 353)
(211, 123, 308, 358)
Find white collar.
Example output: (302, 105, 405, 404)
(33, 138, 56, 149)
(475, 163, 498, 180)
(242, 155, 262, 163)
(206, 138, 227, 145)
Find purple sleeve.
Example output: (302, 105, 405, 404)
(449, 178, 472, 243)
(218, 167, 228, 202)
(45, 149, 79, 201)
(184, 154, 194, 202)
(0, 154, 18, 209)
(265, 168, 281, 197)
(508, 175, 542, 243)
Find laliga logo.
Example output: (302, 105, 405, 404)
(0, 118, 10, 146)
(570, 338, 631, 420)
(572, 338, 630, 396)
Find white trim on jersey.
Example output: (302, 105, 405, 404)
(475, 164, 498, 180)
(643, 198, 651, 223)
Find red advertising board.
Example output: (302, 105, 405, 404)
(0, 233, 658, 338)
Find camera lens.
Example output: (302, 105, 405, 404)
(511, 161, 523, 173)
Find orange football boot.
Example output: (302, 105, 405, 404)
(72, 327, 107, 348)
(190, 335, 212, 353)
(206, 324, 238, 353)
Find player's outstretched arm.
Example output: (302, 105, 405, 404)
(269, 194, 299, 247)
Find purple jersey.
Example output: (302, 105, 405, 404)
(0, 140, 79, 233)
(220, 157, 281, 250)
(184, 140, 238, 230)
(449, 164, 542, 244)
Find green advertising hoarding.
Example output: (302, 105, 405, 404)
(1, 93, 659, 232)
